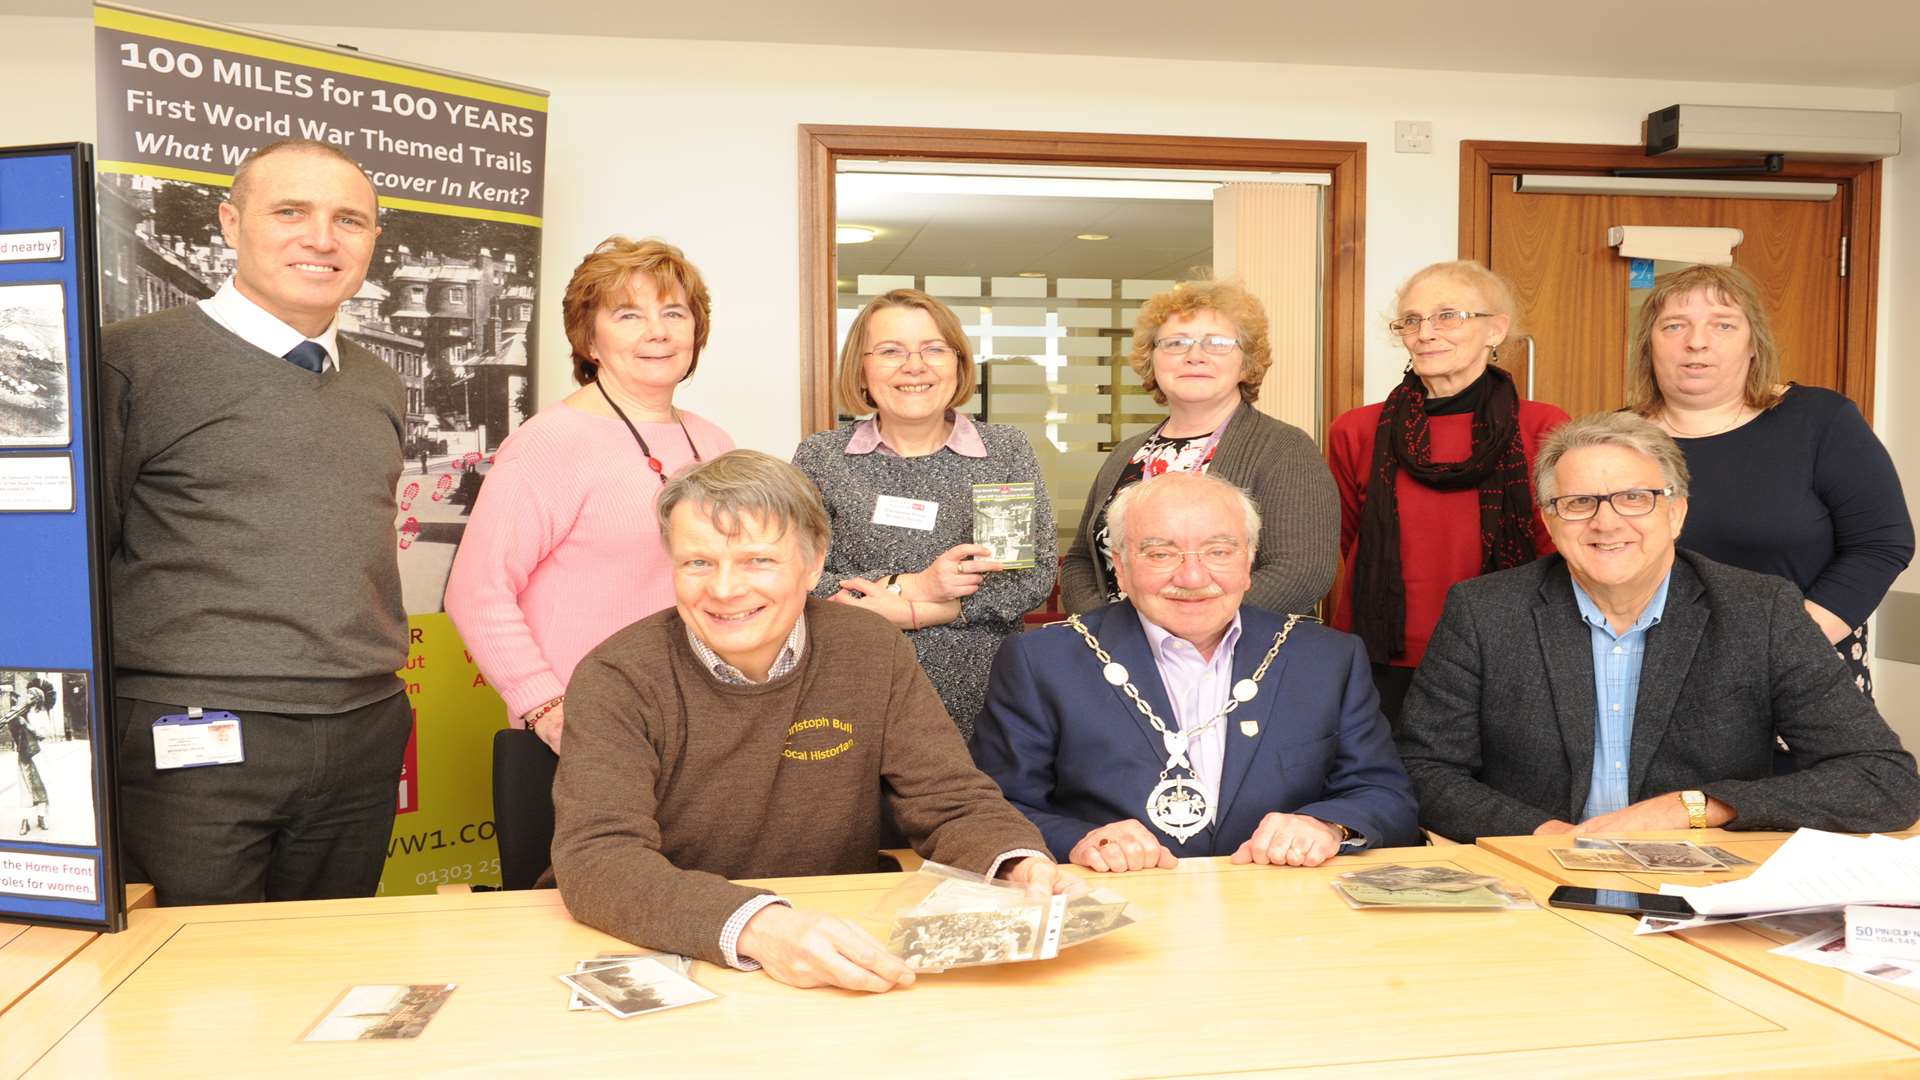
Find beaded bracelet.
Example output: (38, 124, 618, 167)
(523, 695, 564, 731)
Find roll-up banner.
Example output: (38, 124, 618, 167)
(93, 3, 548, 894)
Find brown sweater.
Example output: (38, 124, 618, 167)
(552, 598, 1045, 964)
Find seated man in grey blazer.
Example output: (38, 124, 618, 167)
(1398, 411, 1920, 842)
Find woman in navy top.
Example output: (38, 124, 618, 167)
(1627, 264, 1911, 697)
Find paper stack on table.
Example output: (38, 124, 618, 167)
(1633, 829, 1920, 935)
(1658, 829, 1920, 916)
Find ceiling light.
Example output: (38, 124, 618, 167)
(836, 225, 877, 244)
(1076, 233, 1110, 241)
(1017, 271, 1047, 278)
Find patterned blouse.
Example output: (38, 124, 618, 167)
(1090, 427, 1220, 601)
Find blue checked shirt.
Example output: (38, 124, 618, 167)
(1572, 572, 1673, 822)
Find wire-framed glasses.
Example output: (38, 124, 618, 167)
(1388, 310, 1493, 336)
(1153, 334, 1240, 357)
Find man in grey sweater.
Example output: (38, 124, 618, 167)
(100, 139, 411, 905)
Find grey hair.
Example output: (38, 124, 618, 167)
(1107, 471, 1262, 558)
(1534, 411, 1692, 506)
(656, 450, 831, 559)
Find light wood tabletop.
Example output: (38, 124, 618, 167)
(1478, 829, 1920, 1050)
(0, 884, 155, 1017)
(1, 849, 1910, 1079)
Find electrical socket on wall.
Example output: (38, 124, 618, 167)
(1395, 120, 1433, 154)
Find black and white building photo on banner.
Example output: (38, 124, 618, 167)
(0, 281, 71, 448)
(0, 669, 94, 847)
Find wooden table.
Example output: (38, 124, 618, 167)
(0, 884, 155, 1016)
(1479, 829, 1920, 1051)
(1, 849, 1908, 1079)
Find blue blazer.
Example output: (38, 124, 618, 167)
(970, 602, 1420, 860)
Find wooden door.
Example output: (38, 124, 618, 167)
(1460, 142, 1881, 420)
(1489, 182, 1846, 418)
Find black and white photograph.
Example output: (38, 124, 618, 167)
(889, 907, 1046, 971)
(972, 481, 1037, 569)
(302, 983, 457, 1041)
(0, 669, 95, 846)
(566, 951, 692, 1011)
(96, 174, 542, 615)
(558, 957, 716, 1019)
(1610, 840, 1728, 872)
(0, 281, 71, 448)
(1058, 897, 1135, 949)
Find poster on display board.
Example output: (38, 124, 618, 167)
(92, 2, 550, 894)
(0, 143, 124, 932)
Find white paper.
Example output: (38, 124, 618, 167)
(1771, 926, 1920, 988)
(0, 455, 71, 511)
(871, 494, 938, 531)
(1660, 830, 1920, 916)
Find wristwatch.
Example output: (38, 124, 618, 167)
(884, 573, 904, 595)
(1679, 790, 1709, 829)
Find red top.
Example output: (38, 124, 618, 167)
(1328, 399, 1570, 668)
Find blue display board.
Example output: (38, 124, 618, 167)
(0, 143, 122, 931)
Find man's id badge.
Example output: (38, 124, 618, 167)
(871, 494, 939, 531)
(153, 709, 245, 770)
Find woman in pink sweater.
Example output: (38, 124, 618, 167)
(445, 238, 733, 751)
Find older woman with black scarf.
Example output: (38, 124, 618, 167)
(1328, 261, 1569, 729)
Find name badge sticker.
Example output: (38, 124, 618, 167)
(872, 494, 939, 531)
(153, 710, 245, 770)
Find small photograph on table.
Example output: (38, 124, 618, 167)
(303, 983, 457, 1041)
(0, 669, 94, 846)
(559, 957, 715, 1019)
(889, 907, 1046, 970)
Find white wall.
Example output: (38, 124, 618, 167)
(1867, 81, 1920, 752)
(3, 14, 1900, 455)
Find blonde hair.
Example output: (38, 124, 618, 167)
(835, 289, 977, 414)
(1625, 264, 1783, 415)
(1127, 280, 1272, 406)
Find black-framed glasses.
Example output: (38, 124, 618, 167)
(1153, 334, 1240, 357)
(865, 343, 957, 366)
(1388, 310, 1493, 336)
(1544, 487, 1674, 521)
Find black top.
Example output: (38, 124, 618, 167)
(1674, 384, 1913, 629)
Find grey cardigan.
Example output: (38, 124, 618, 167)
(1397, 549, 1920, 842)
(1059, 402, 1339, 615)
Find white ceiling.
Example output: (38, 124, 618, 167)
(13, 0, 1920, 88)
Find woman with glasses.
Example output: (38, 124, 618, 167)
(1328, 260, 1568, 728)
(445, 238, 733, 752)
(1628, 263, 1911, 696)
(792, 289, 1056, 735)
(1061, 279, 1338, 616)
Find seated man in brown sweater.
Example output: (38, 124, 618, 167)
(552, 450, 1067, 993)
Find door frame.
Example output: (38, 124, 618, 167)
(1458, 140, 1882, 418)
(799, 124, 1366, 436)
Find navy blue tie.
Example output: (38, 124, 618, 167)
(284, 341, 328, 373)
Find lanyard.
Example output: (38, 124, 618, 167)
(595, 380, 702, 485)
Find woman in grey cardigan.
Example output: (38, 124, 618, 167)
(1060, 280, 1338, 615)
(793, 289, 1056, 736)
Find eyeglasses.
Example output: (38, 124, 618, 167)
(1132, 543, 1246, 571)
(1388, 310, 1494, 336)
(865, 344, 957, 366)
(1544, 487, 1674, 521)
(1153, 334, 1240, 357)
